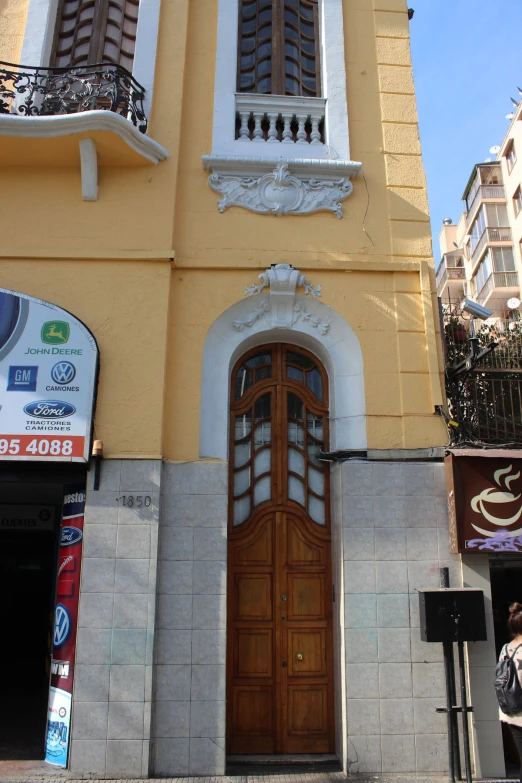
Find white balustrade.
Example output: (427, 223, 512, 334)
(236, 94, 326, 146)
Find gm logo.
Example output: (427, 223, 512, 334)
(53, 604, 71, 648)
(7, 366, 38, 392)
(51, 361, 76, 385)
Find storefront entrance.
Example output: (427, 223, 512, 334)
(491, 556, 522, 776)
(0, 465, 86, 761)
(226, 345, 334, 755)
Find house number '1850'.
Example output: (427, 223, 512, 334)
(116, 495, 152, 507)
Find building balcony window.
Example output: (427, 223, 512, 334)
(0, 61, 147, 132)
(436, 252, 466, 297)
(465, 185, 506, 227)
(0, 60, 168, 200)
(475, 271, 519, 306)
(471, 226, 512, 268)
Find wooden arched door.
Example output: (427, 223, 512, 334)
(227, 344, 334, 754)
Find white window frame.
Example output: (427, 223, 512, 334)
(211, 0, 351, 162)
(17, 0, 161, 120)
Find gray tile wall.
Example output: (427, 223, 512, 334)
(340, 461, 462, 775)
(70, 459, 161, 778)
(152, 461, 227, 777)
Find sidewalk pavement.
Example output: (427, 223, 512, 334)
(0, 774, 518, 783)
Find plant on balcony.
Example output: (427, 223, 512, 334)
(444, 315, 522, 446)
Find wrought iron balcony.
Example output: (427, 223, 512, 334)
(0, 61, 147, 133)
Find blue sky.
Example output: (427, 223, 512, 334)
(409, 0, 522, 261)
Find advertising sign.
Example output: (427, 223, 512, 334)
(0, 504, 55, 531)
(45, 487, 86, 767)
(446, 453, 522, 553)
(0, 289, 98, 462)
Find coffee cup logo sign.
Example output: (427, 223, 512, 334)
(446, 455, 522, 553)
(470, 465, 522, 536)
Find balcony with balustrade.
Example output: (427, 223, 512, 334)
(470, 227, 513, 270)
(472, 271, 520, 309)
(436, 251, 467, 302)
(0, 61, 169, 197)
(463, 163, 506, 227)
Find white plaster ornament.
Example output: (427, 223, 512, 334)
(208, 162, 353, 218)
(233, 264, 330, 334)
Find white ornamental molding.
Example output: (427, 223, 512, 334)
(233, 264, 330, 334)
(202, 156, 362, 219)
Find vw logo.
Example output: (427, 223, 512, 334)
(53, 604, 71, 648)
(51, 361, 76, 385)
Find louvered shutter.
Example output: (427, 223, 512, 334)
(50, 0, 139, 71)
(237, 0, 321, 97)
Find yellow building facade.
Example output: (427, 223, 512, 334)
(1, 0, 490, 778)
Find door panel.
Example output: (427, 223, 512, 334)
(235, 630, 273, 676)
(227, 344, 334, 754)
(236, 575, 273, 620)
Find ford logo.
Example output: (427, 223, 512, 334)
(61, 527, 82, 546)
(24, 400, 76, 418)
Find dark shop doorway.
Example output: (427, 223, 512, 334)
(490, 556, 522, 777)
(0, 465, 86, 761)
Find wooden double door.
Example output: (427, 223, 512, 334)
(227, 344, 334, 754)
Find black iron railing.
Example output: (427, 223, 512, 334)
(443, 308, 522, 446)
(0, 61, 147, 133)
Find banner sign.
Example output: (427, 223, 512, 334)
(0, 289, 98, 462)
(0, 504, 55, 531)
(45, 486, 86, 767)
(446, 453, 522, 553)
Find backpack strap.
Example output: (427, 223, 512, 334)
(507, 643, 522, 660)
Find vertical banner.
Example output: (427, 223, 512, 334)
(45, 485, 86, 767)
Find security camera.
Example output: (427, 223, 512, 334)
(460, 297, 493, 321)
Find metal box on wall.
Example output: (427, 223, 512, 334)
(419, 588, 487, 642)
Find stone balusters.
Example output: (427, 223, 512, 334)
(234, 96, 326, 145)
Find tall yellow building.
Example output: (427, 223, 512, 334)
(1, 0, 498, 778)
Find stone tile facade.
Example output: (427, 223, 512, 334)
(70, 459, 161, 778)
(68, 457, 503, 778)
(336, 460, 461, 775)
(152, 461, 227, 777)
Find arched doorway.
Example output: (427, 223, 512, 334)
(227, 343, 334, 754)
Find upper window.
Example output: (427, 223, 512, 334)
(51, 0, 140, 70)
(506, 140, 517, 174)
(514, 186, 522, 217)
(237, 0, 321, 96)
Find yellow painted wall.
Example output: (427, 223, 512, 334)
(0, 0, 447, 460)
(163, 0, 446, 459)
(0, 0, 28, 64)
(0, 260, 170, 457)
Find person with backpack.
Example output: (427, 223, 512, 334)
(496, 602, 522, 782)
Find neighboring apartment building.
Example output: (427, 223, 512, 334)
(437, 98, 522, 315)
(0, 0, 510, 780)
(436, 97, 522, 779)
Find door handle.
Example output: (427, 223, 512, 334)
(296, 653, 303, 661)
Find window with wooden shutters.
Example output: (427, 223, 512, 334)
(51, 0, 140, 71)
(237, 0, 321, 97)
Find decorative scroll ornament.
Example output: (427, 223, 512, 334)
(233, 264, 330, 334)
(208, 163, 353, 218)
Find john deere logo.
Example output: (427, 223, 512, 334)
(41, 321, 69, 345)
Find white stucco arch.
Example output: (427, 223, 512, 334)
(200, 293, 366, 460)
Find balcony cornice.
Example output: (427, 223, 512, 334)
(0, 111, 169, 165)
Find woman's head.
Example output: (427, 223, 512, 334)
(508, 602, 522, 637)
